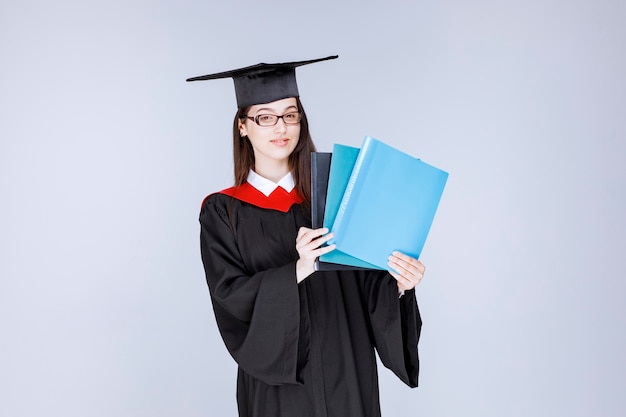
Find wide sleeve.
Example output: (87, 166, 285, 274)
(199, 198, 304, 386)
(362, 271, 422, 387)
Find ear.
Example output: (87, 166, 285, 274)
(238, 120, 248, 137)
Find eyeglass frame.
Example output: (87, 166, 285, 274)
(244, 111, 302, 127)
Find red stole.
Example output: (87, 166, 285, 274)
(217, 182, 303, 212)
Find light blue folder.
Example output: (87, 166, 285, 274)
(319, 144, 381, 269)
(330, 136, 448, 270)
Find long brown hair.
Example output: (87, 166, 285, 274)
(232, 97, 316, 211)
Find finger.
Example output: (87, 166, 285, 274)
(296, 227, 311, 244)
(316, 243, 336, 256)
(298, 229, 331, 248)
(387, 260, 411, 282)
(299, 243, 336, 261)
(388, 270, 410, 290)
(388, 256, 422, 284)
(390, 252, 424, 275)
(296, 228, 318, 250)
(302, 232, 334, 252)
(389, 269, 421, 291)
(297, 227, 329, 244)
(310, 227, 330, 239)
(388, 270, 402, 282)
(391, 251, 421, 268)
(387, 256, 413, 277)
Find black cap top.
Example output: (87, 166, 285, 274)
(186, 55, 338, 108)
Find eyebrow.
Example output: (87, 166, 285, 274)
(254, 105, 298, 114)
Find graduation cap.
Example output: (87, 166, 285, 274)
(186, 55, 338, 108)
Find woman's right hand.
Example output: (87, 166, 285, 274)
(295, 227, 336, 283)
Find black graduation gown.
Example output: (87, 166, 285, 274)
(199, 186, 421, 417)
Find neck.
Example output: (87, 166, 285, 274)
(254, 160, 290, 183)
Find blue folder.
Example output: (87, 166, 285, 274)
(319, 144, 381, 269)
(330, 136, 448, 270)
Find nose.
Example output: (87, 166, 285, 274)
(274, 117, 288, 133)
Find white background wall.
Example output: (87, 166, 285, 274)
(1, 1, 625, 416)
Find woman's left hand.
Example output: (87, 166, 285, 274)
(387, 251, 425, 293)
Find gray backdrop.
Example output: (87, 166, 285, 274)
(2, 0, 625, 416)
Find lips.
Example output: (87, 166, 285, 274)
(270, 138, 290, 146)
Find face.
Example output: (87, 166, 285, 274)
(239, 97, 301, 170)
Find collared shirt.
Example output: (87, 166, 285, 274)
(246, 170, 295, 196)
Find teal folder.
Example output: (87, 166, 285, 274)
(330, 136, 448, 270)
(318, 145, 380, 269)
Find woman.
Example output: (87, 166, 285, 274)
(189, 56, 425, 417)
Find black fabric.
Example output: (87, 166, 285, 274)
(199, 193, 421, 417)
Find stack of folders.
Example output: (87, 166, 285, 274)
(311, 136, 449, 271)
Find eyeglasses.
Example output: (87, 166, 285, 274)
(246, 112, 301, 127)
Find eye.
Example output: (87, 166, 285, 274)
(257, 114, 275, 123)
(284, 112, 301, 123)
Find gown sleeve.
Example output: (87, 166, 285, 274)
(362, 270, 422, 387)
(199, 197, 303, 386)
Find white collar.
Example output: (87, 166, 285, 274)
(246, 170, 295, 197)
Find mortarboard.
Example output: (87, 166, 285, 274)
(186, 55, 338, 108)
